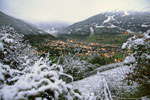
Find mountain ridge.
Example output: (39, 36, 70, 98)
(62, 11, 150, 36)
(0, 11, 52, 35)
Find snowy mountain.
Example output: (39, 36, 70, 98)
(62, 11, 150, 36)
(0, 11, 51, 35)
(36, 21, 69, 36)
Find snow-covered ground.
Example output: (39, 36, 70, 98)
(71, 65, 137, 98)
(84, 62, 123, 78)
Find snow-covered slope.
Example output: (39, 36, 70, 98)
(71, 65, 137, 98)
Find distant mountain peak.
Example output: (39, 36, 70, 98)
(36, 21, 70, 35)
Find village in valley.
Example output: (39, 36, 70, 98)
(35, 38, 128, 64)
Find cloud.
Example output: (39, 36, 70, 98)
(0, 0, 149, 23)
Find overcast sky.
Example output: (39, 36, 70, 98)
(0, 0, 150, 23)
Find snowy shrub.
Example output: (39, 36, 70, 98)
(0, 26, 83, 100)
(58, 54, 96, 81)
(122, 30, 150, 95)
(0, 57, 82, 100)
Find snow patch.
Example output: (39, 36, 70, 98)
(90, 27, 94, 36)
(95, 25, 105, 28)
(0, 42, 3, 51)
(38, 31, 43, 34)
(124, 55, 136, 64)
(106, 24, 117, 28)
(141, 24, 149, 27)
(124, 11, 129, 16)
(103, 15, 115, 24)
